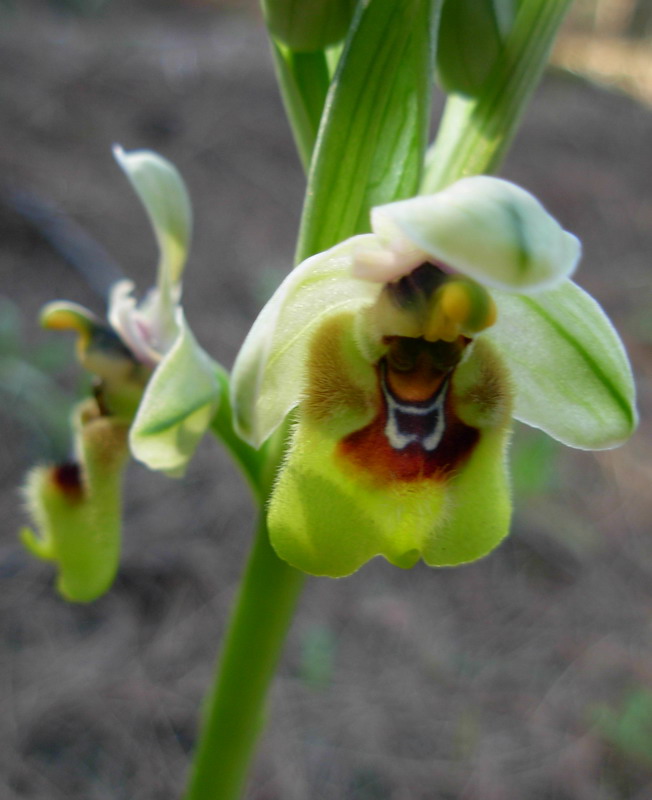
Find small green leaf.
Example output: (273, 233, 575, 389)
(113, 146, 192, 286)
(296, 0, 439, 261)
(485, 279, 638, 449)
(375, 176, 580, 291)
(130, 313, 220, 476)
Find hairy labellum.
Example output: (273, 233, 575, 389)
(339, 337, 479, 483)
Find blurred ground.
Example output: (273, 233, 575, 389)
(1, 2, 651, 799)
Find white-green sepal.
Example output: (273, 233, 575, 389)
(129, 311, 220, 476)
(373, 176, 580, 291)
(113, 145, 192, 286)
(485, 279, 638, 449)
(231, 235, 381, 448)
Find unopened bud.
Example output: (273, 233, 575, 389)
(262, 0, 357, 52)
(436, 0, 517, 96)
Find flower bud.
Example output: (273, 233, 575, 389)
(261, 0, 357, 52)
(436, 0, 517, 95)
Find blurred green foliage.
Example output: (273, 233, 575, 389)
(298, 624, 336, 689)
(0, 296, 82, 460)
(510, 425, 560, 498)
(592, 688, 652, 769)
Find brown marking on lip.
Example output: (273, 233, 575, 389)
(338, 385, 479, 484)
(51, 462, 84, 501)
(336, 336, 479, 484)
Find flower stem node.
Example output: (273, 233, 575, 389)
(232, 176, 637, 577)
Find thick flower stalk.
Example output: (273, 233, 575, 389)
(232, 176, 637, 577)
(21, 148, 220, 599)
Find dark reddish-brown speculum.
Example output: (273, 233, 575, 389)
(338, 336, 479, 483)
(51, 462, 84, 501)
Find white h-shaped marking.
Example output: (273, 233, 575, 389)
(380, 365, 449, 452)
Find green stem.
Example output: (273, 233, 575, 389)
(183, 40, 331, 800)
(183, 513, 305, 800)
(209, 367, 265, 502)
(271, 44, 331, 171)
(422, 0, 574, 192)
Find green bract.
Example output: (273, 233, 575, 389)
(232, 176, 637, 577)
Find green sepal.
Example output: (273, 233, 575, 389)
(374, 176, 580, 291)
(129, 311, 220, 476)
(262, 0, 358, 52)
(21, 398, 129, 603)
(485, 279, 638, 449)
(270, 44, 331, 171)
(436, 0, 517, 96)
(113, 146, 192, 287)
(296, 0, 439, 261)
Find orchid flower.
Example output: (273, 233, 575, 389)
(43, 147, 220, 477)
(21, 398, 130, 602)
(232, 176, 637, 578)
(22, 148, 219, 601)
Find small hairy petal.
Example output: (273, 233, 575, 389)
(231, 235, 381, 448)
(452, 338, 513, 430)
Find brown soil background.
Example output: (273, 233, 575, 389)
(1, 2, 651, 798)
